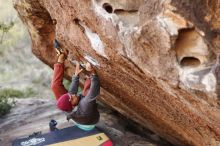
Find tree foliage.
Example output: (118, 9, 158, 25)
(0, 21, 14, 44)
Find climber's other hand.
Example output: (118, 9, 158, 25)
(75, 61, 83, 76)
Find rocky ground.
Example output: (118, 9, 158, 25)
(0, 98, 172, 146)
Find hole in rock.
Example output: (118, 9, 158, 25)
(114, 9, 138, 14)
(73, 18, 85, 32)
(103, 3, 113, 13)
(175, 28, 209, 67)
(180, 57, 201, 67)
(52, 19, 57, 25)
(73, 18, 80, 24)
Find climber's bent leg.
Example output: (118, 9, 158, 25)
(51, 63, 68, 100)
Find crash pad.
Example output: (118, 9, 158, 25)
(12, 126, 113, 146)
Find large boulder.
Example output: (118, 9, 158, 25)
(13, 0, 220, 145)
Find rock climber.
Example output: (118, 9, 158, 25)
(51, 40, 100, 130)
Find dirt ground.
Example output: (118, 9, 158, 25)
(0, 98, 172, 146)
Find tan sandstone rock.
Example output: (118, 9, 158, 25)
(13, 0, 220, 145)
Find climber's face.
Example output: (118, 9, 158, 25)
(85, 62, 93, 72)
(70, 94, 79, 106)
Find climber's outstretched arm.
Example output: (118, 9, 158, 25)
(68, 75, 79, 95)
(84, 75, 100, 101)
(68, 61, 83, 95)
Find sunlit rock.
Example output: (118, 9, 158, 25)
(13, 0, 220, 145)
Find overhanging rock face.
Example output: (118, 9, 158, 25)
(13, 0, 220, 145)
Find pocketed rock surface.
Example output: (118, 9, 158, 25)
(13, 0, 220, 145)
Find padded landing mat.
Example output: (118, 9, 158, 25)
(12, 126, 113, 146)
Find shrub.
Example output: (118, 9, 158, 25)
(0, 88, 37, 117)
(0, 96, 12, 117)
(24, 87, 37, 97)
(0, 88, 20, 117)
(0, 88, 24, 98)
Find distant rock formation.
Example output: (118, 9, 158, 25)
(13, 0, 220, 145)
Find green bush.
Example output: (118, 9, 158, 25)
(0, 88, 37, 99)
(0, 88, 20, 117)
(0, 88, 37, 117)
(0, 95, 12, 117)
(24, 87, 37, 97)
(0, 88, 24, 98)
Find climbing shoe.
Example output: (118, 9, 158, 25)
(49, 119, 58, 131)
(54, 39, 60, 49)
(54, 39, 64, 56)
